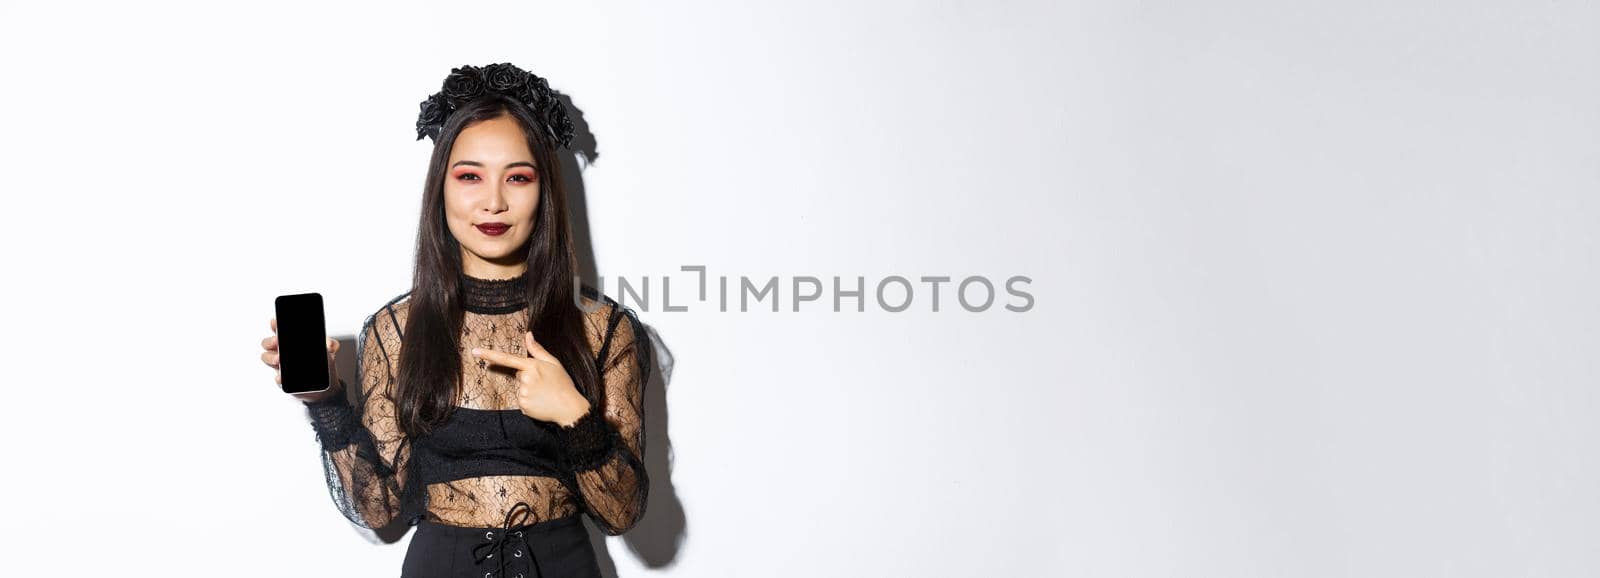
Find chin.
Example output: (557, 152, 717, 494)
(476, 237, 532, 257)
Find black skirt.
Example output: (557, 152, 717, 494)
(402, 513, 601, 578)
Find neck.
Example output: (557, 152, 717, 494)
(460, 258, 528, 280)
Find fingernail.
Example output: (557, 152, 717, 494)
(471, 348, 481, 355)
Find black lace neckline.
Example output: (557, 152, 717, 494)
(460, 269, 529, 314)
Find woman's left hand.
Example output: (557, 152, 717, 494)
(472, 332, 592, 426)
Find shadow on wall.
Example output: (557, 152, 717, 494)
(558, 93, 689, 574)
(586, 323, 685, 574)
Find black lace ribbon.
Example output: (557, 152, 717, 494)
(461, 270, 529, 314)
(472, 501, 538, 577)
(555, 407, 619, 471)
(303, 389, 357, 452)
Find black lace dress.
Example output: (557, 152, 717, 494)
(302, 270, 650, 577)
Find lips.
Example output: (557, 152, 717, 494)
(476, 223, 510, 236)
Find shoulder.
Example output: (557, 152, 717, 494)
(361, 290, 413, 344)
(576, 289, 643, 357)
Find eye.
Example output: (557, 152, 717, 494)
(509, 174, 534, 183)
(456, 172, 480, 182)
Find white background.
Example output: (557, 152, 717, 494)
(2, 1, 1597, 576)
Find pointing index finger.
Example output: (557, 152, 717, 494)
(472, 346, 533, 370)
(523, 332, 560, 365)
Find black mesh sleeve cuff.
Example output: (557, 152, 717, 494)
(556, 407, 618, 471)
(304, 387, 358, 452)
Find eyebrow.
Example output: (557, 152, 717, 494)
(450, 160, 536, 170)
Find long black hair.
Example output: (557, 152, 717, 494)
(395, 92, 600, 438)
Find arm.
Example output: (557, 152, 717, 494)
(303, 307, 420, 530)
(555, 301, 651, 535)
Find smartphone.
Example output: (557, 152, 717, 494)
(274, 292, 333, 394)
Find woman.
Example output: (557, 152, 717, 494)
(258, 63, 650, 578)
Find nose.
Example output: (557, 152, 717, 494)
(486, 177, 510, 212)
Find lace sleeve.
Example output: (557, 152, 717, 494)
(555, 300, 651, 535)
(303, 304, 423, 530)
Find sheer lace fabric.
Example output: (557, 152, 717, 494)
(304, 272, 650, 534)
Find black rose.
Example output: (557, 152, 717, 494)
(441, 65, 486, 105)
(481, 62, 525, 92)
(514, 74, 550, 112)
(417, 123, 442, 142)
(521, 74, 553, 108)
(544, 101, 574, 147)
(514, 83, 539, 110)
(530, 75, 552, 100)
(417, 92, 449, 124)
(415, 92, 449, 141)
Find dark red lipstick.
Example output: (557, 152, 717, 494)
(476, 223, 510, 236)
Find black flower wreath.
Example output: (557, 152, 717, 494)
(414, 62, 575, 148)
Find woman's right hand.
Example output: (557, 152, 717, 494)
(262, 317, 344, 404)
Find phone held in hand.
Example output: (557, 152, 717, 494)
(274, 292, 333, 395)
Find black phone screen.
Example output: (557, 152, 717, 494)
(274, 292, 332, 394)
